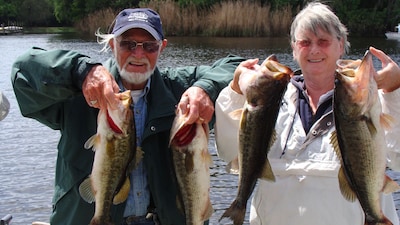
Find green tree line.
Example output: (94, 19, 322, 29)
(1, 0, 400, 36)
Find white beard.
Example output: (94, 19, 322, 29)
(117, 56, 155, 85)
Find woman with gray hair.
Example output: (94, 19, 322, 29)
(215, 2, 400, 225)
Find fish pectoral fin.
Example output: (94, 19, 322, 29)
(380, 113, 396, 131)
(228, 109, 243, 121)
(113, 177, 130, 204)
(260, 159, 275, 182)
(382, 174, 400, 194)
(338, 167, 357, 202)
(84, 134, 100, 151)
(78, 177, 95, 203)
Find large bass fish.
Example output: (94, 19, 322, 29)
(331, 51, 400, 225)
(220, 55, 293, 225)
(79, 90, 142, 225)
(169, 107, 214, 225)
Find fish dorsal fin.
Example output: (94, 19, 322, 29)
(382, 174, 400, 194)
(78, 176, 95, 203)
(113, 177, 130, 204)
(330, 131, 342, 159)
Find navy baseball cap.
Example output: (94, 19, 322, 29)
(111, 8, 164, 40)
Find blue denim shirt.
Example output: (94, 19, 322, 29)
(118, 78, 151, 217)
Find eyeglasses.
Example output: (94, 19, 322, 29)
(118, 40, 161, 53)
(294, 39, 332, 48)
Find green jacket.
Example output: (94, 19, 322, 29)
(11, 47, 244, 225)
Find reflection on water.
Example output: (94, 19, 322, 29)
(0, 33, 399, 225)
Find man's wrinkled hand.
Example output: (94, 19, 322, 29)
(82, 65, 120, 109)
(178, 87, 214, 124)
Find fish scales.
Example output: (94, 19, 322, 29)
(332, 51, 400, 225)
(220, 55, 293, 225)
(79, 90, 140, 225)
(170, 111, 214, 225)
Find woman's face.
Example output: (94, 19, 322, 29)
(292, 27, 344, 77)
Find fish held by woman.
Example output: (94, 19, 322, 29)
(220, 55, 293, 225)
(331, 51, 400, 225)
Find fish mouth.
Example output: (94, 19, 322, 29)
(335, 50, 374, 112)
(263, 55, 294, 79)
(171, 124, 197, 147)
(106, 91, 132, 134)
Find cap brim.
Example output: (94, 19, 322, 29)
(113, 24, 162, 41)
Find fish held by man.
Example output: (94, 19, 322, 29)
(220, 55, 293, 225)
(169, 107, 213, 225)
(331, 51, 400, 225)
(79, 90, 142, 225)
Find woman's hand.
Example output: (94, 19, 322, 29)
(230, 58, 260, 94)
(370, 46, 400, 93)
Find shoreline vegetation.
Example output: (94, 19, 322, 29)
(74, 0, 295, 38)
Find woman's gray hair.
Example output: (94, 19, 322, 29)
(95, 28, 115, 53)
(290, 2, 350, 54)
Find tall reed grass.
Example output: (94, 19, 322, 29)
(74, 0, 295, 37)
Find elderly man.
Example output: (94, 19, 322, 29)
(12, 8, 244, 225)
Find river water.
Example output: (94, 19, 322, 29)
(1, 33, 400, 225)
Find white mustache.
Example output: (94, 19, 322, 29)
(123, 57, 150, 69)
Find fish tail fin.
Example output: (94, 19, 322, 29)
(113, 177, 130, 204)
(365, 216, 394, 225)
(90, 218, 113, 225)
(78, 176, 96, 203)
(219, 200, 246, 225)
(382, 174, 400, 194)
